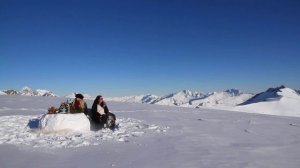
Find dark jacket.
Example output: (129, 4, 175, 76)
(91, 102, 109, 123)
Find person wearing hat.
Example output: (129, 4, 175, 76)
(70, 93, 88, 114)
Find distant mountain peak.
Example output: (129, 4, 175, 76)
(2, 89, 19, 95)
(225, 89, 241, 96)
(181, 89, 192, 94)
(266, 85, 286, 93)
(240, 85, 297, 105)
(20, 86, 35, 96)
(21, 86, 32, 91)
(1, 86, 57, 97)
(175, 90, 193, 97)
(36, 89, 57, 97)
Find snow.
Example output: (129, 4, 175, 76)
(35, 89, 57, 97)
(0, 95, 300, 168)
(39, 113, 90, 133)
(20, 86, 34, 96)
(1, 86, 57, 97)
(187, 91, 253, 108)
(153, 90, 205, 106)
(107, 94, 159, 104)
(106, 87, 300, 118)
(235, 88, 300, 117)
(106, 90, 207, 106)
(107, 89, 252, 109)
(0, 91, 6, 95)
(277, 87, 300, 99)
(0, 114, 167, 148)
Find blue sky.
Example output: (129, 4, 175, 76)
(1, 0, 299, 97)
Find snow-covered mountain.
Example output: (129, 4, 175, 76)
(235, 86, 300, 117)
(240, 85, 286, 105)
(105, 86, 300, 117)
(2, 89, 19, 95)
(152, 90, 206, 106)
(19, 86, 36, 96)
(107, 90, 206, 106)
(107, 89, 253, 109)
(107, 94, 159, 104)
(1, 86, 57, 97)
(187, 89, 253, 108)
(35, 89, 57, 97)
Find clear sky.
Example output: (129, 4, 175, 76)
(1, 0, 300, 97)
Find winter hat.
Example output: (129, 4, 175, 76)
(75, 93, 84, 99)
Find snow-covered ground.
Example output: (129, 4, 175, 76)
(0, 95, 300, 168)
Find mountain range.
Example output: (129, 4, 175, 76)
(1, 86, 57, 97)
(106, 89, 254, 108)
(1, 86, 299, 117)
(105, 86, 300, 117)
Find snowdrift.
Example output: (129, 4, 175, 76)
(39, 113, 90, 133)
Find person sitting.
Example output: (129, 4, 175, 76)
(91, 95, 116, 128)
(70, 93, 88, 114)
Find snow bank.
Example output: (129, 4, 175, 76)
(0, 115, 168, 148)
(40, 113, 90, 133)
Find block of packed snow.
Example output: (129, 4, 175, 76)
(40, 113, 90, 133)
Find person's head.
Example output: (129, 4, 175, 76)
(93, 95, 104, 105)
(99, 95, 104, 103)
(75, 93, 84, 100)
